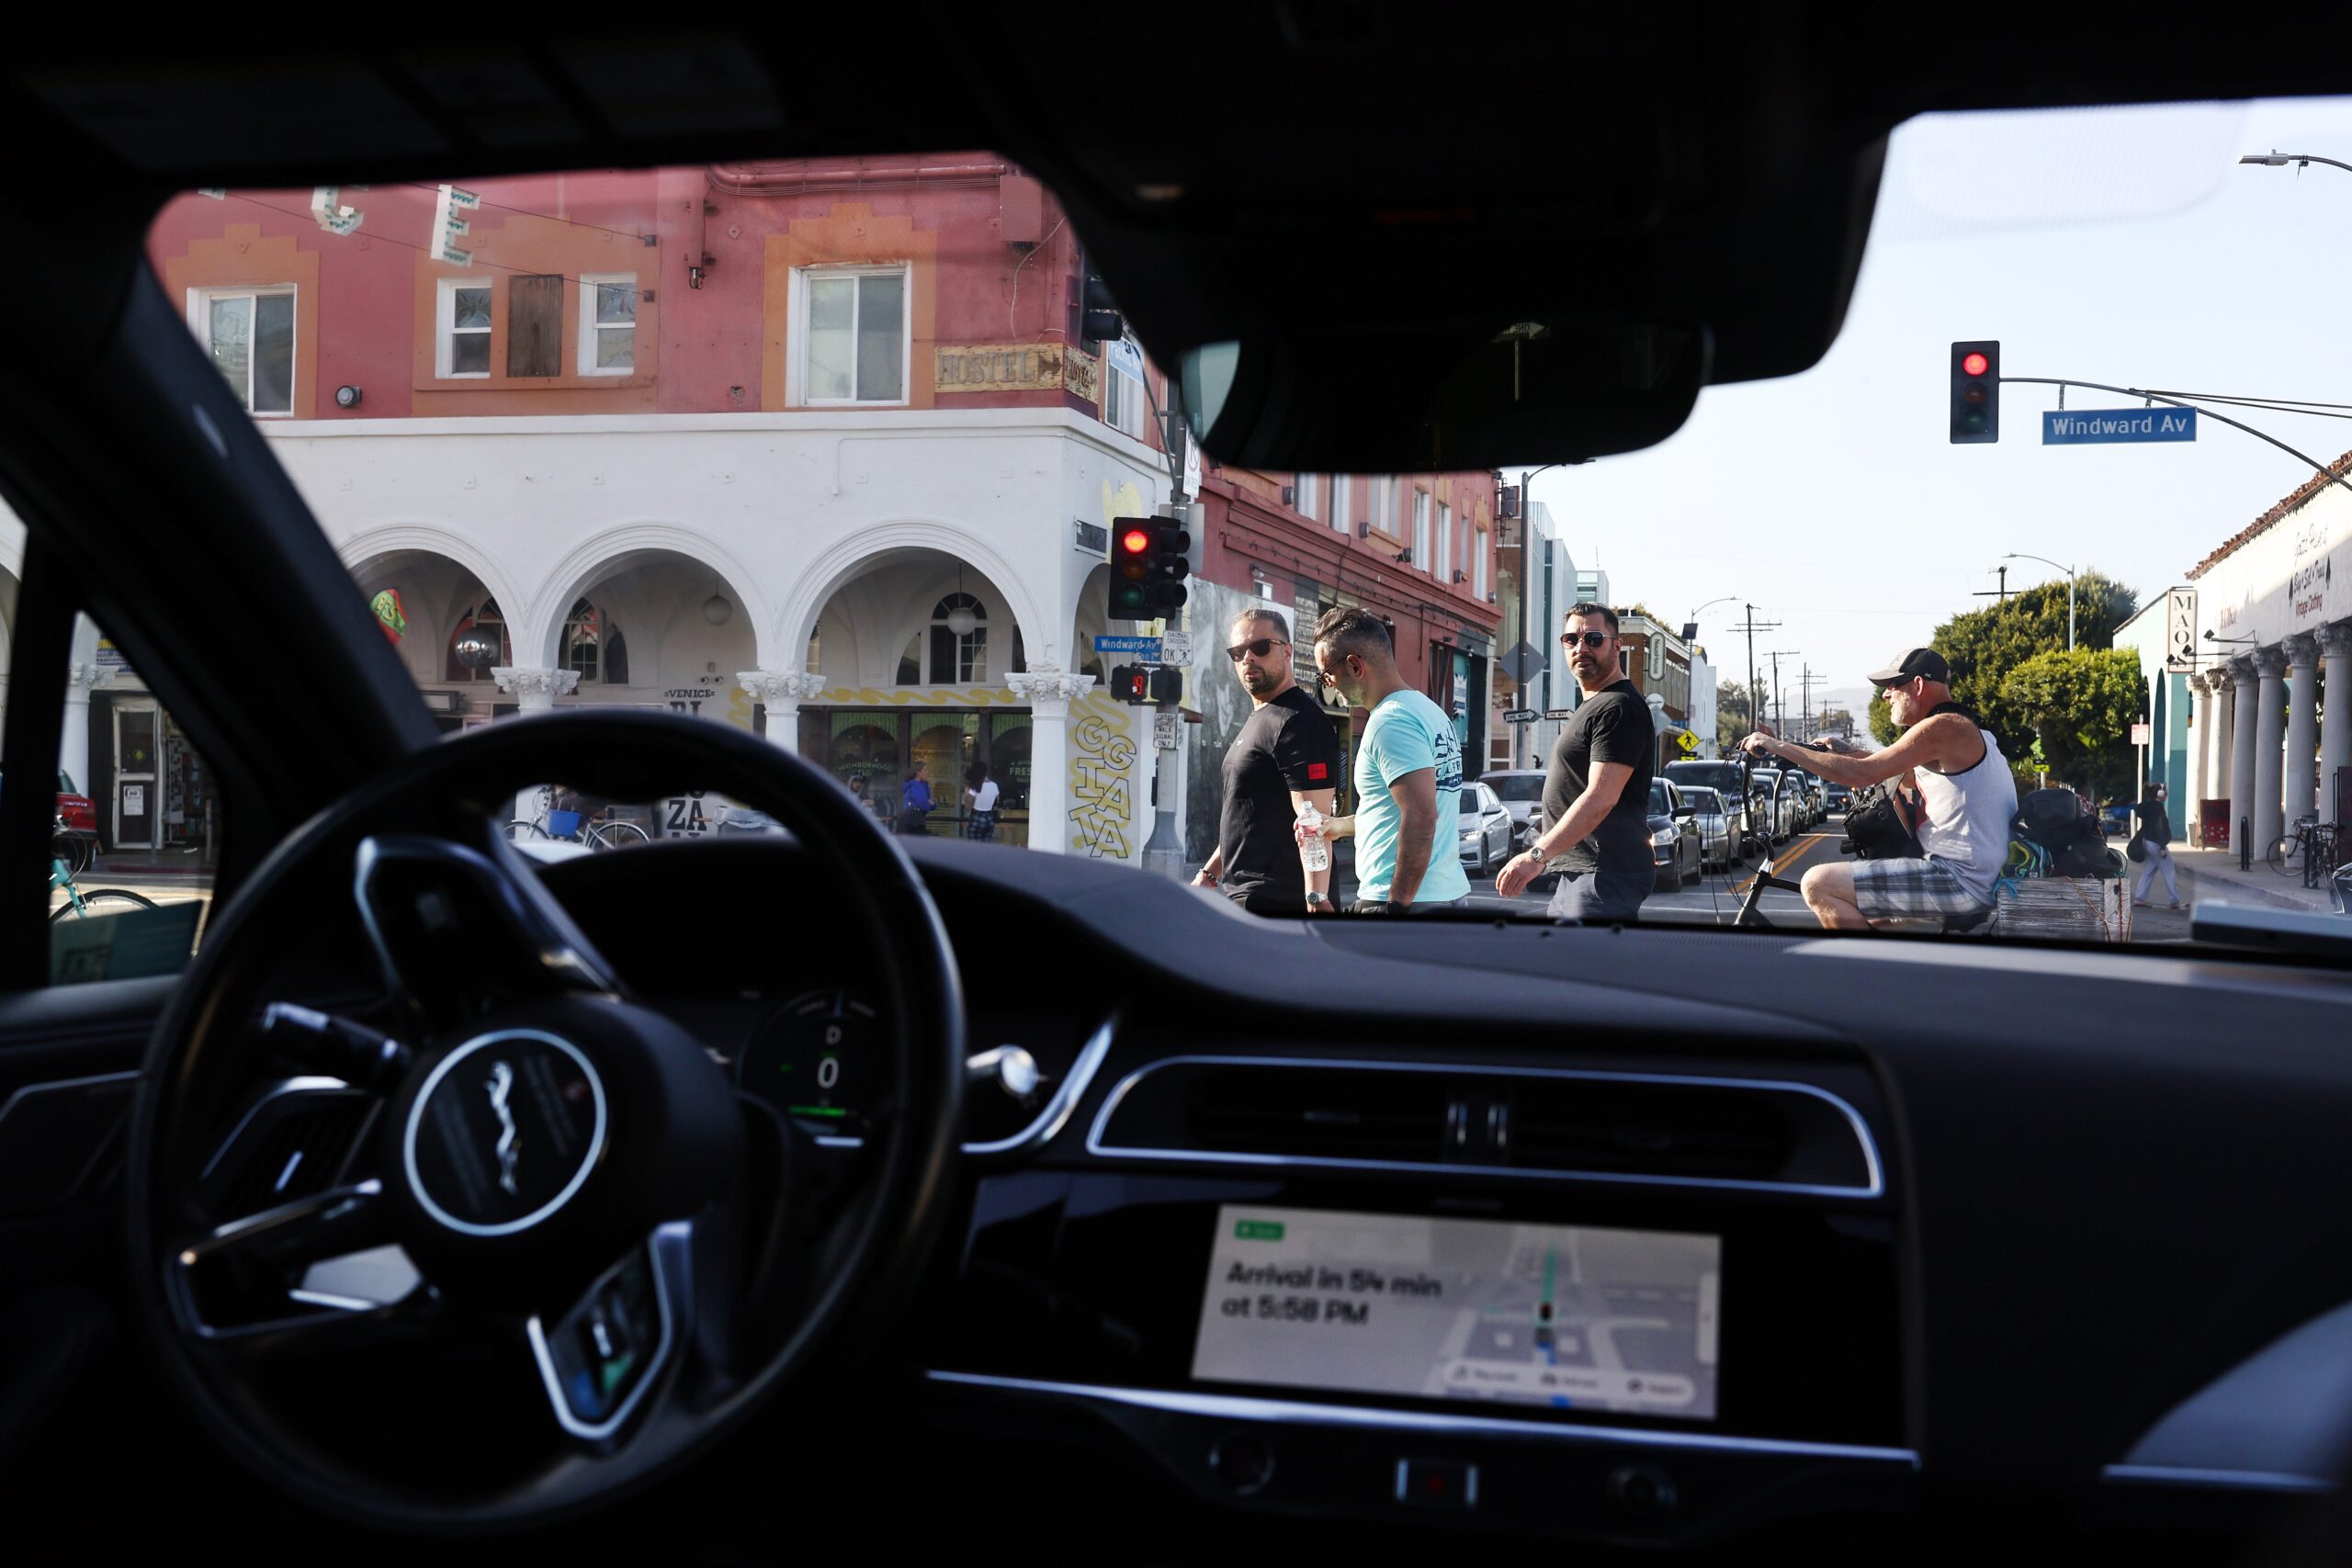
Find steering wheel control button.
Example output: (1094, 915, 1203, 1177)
(530, 1241, 672, 1437)
(1396, 1458, 1478, 1511)
(1607, 1462, 1678, 1523)
(403, 1030, 608, 1236)
(1208, 1434, 1274, 1494)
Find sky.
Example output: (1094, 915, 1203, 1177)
(1524, 95, 2352, 712)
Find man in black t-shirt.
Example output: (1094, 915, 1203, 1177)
(1192, 608, 1343, 915)
(1494, 604, 1657, 920)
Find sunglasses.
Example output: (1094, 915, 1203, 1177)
(1227, 637, 1288, 662)
(1561, 631, 1611, 649)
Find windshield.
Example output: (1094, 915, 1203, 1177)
(123, 95, 2352, 952)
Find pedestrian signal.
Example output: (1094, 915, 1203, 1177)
(1951, 340, 1999, 444)
(1110, 664, 1150, 705)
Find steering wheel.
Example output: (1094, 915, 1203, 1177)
(121, 711, 965, 1529)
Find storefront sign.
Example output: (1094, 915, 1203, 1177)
(664, 687, 713, 716)
(430, 184, 479, 266)
(2165, 589, 2197, 671)
(936, 342, 1070, 393)
(1069, 699, 1139, 858)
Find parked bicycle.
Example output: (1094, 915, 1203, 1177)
(503, 806, 652, 851)
(2267, 814, 2337, 886)
(50, 851, 159, 924)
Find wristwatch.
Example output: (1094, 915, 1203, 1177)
(1305, 892, 1329, 909)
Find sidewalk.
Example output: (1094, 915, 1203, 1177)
(91, 850, 218, 879)
(2168, 845, 2336, 914)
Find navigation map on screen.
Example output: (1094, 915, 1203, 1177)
(1190, 1206, 1720, 1419)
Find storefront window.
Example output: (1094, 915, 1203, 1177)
(989, 714, 1033, 811)
(929, 594, 988, 682)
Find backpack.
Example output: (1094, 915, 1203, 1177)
(2014, 788, 2120, 879)
(1841, 781, 1924, 860)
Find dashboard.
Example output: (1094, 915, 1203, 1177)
(514, 835, 2352, 1550)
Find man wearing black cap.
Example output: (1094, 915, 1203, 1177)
(1739, 647, 2017, 931)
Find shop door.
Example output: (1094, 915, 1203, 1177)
(113, 702, 160, 849)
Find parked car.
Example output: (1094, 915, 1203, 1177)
(1646, 778, 1703, 892)
(1661, 759, 1753, 861)
(2, 769, 101, 870)
(1457, 781, 1515, 876)
(1478, 768, 1546, 851)
(1749, 768, 1801, 843)
(1679, 784, 1736, 870)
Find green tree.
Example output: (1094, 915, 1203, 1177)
(1931, 569, 2138, 753)
(1867, 689, 1899, 746)
(1716, 679, 1754, 753)
(1997, 648, 2147, 798)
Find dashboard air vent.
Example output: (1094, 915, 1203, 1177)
(1170, 1065, 1449, 1163)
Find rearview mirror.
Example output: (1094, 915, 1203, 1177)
(1182, 316, 1710, 472)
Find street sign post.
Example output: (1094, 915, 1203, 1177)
(1159, 629, 1193, 663)
(1544, 707, 1577, 720)
(2042, 409, 2197, 445)
(1094, 635, 1162, 659)
(1501, 708, 1542, 724)
(1500, 641, 1544, 685)
(1677, 731, 1700, 756)
(2130, 722, 2153, 746)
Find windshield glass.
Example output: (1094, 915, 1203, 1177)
(130, 94, 2352, 950)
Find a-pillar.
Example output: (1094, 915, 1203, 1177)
(2252, 647, 2289, 857)
(2321, 622, 2352, 826)
(736, 671, 831, 752)
(493, 666, 580, 823)
(2186, 671, 2215, 839)
(2227, 656, 2258, 856)
(2284, 634, 2321, 825)
(1006, 664, 1096, 855)
(61, 661, 115, 800)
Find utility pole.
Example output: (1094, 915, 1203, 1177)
(1973, 563, 2008, 608)
(1730, 604, 1780, 736)
(1768, 650, 1801, 738)
(1799, 666, 1828, 741)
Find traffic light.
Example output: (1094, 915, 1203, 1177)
(1149, 666, 1183, 705)
(1080, 276, 1125, 351)
(1110, 663, 1150, 705)
(1107, 514, 1190, 619)
(1951, 340, 1999, 444)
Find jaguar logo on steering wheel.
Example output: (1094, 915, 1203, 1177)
(485, 1059, 521, 1196)
(402, 1030, 606, 1237)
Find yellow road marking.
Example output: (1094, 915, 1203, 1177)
(1733, 830, 1834, 897)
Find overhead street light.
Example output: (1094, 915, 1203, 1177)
(1684, 595, 1736, 642)
(2004, 552, 2076, 650)
(2240, 150, 2352, 175)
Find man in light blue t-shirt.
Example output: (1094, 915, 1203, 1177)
(1295, 606, 1469, 913)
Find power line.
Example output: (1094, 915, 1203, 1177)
(396, 182, 650, 244)
(216, 191, 650, 294)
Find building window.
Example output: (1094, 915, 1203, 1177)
(446, 600, 510, 682)
(800, 265, 909, 403)
(581, 275, 637, 375)
(1331, 477, 1351, 535)
(1474, 527, 1490, 598)
(929, 594, 988, 682)
(507, 275, 564, 378)
(563, 599, 628, 684)
(1620, 649, 1632, 679)
(1295, 473, 1319, 520)
(1104, 361, 1148, 438)
(1435, 502, 1453, 581)
(1372, 477, 1395, 536)
(1413, 489, 1431, 568)
(437, 279, 492, 378)
(191, 287, 295, 414)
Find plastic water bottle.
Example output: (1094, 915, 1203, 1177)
(1297, 802, 1330, 873)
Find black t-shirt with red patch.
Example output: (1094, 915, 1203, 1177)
(1218, 684, 1344, 907)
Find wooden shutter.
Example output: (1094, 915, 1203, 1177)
(507, 275, 563, 378)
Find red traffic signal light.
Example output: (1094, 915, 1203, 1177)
(1107, 514, 1191, 619)
(1950, 340, 1999, 445)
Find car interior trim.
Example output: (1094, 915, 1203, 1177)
(960, 1015, 1116, 1156)
(198, 1076, 355, 1181)
(523, 1219, 685, 1445)
(0, 1069, 140, 1135)
(923, 1371, 1923, 1466)
(2100, 1464, 2337, 1494)
(1082, 1055, 1886, 1199)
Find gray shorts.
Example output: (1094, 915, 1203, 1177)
(1851, 855, 1991, 919)
(1545, 869, 1656, 922)
(1352, 896, 1471, 916)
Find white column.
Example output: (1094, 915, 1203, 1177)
(1006, 664, 1096, 855)
(2208, 668, 2233, 829)
(2228, 657, 2258, 856)
(2185, 671, 2212, 840)
(60, 662, 115, 797)
(493, 667, 580, 823)
(737, 671, 831, 753)
(2283, 633, 2321, 825)
(2320, 622, 2352, 826)
(2252, 647, 2289, 857)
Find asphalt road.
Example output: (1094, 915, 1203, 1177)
(1462, 821, 1854, 930)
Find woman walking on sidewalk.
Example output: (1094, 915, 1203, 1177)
(2132, 781, 2182, 910)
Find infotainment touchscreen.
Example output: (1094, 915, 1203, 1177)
(1191, 1206, 1720, 1420)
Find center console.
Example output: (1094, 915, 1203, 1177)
(924, 1053, 1913, 1546)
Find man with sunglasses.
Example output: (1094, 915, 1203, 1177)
(1191, 609, 1342, 915)
(1494, 604, 1657, 920)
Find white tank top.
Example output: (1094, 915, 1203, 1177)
(1914, 720, 2018, 904)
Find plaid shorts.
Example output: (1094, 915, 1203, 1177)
(1851, 855, 1992, 919)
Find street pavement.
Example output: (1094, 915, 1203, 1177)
(1463, 825, 1846, 929)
